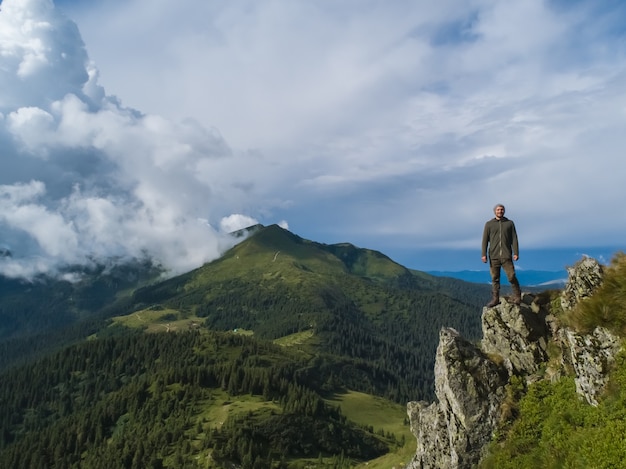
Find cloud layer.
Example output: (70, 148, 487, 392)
(2, 0, 626, 276)
(1, 0, 251, 278)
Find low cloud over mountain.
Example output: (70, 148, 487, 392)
(0, 0, 255, 278)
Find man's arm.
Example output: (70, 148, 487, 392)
(481, 222, 489, 262)
(511, 221, 519, 260)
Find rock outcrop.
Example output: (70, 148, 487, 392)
(481, 294, 551, 378)
(556, 257, 621, 406)
(559, 326, 621, 406)
(560, 256, 603, 311)
(406, 329, 508, 469)
(406, 257, 623, 469)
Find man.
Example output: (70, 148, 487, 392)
(481, 204, 522, 306)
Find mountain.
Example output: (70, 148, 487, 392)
(427, 269, 568, 287)
(114, 224, 491, 402)
(2, 227, 622, 468)
(0, 259, 163, 369)
(0, 224, 491, 383)
(0, 259, 161, 338)
(0, 224, 495, 468)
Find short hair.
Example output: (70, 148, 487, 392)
(493, 203, 505, 212)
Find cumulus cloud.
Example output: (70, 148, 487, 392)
(0, 0, 257, 278)
(219, 214, 259, 234)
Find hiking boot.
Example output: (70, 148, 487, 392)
(486, 296, 500, 307)
(511, 283, 522, 305)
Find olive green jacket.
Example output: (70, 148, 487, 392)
(481, 217, 519, 260)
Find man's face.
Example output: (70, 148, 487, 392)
(494, 206, 505, 219)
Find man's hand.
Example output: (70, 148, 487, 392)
(513, 255, 519, 261)
(481, 256, 487, 263)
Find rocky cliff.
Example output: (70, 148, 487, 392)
(406, 257, 623, 469)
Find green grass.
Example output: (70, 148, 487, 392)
(273, 330, 315, 346)
(480, 367, 626, 469)
(189, 389, 408, 468)
(568, 252, 626, 335)
(109, 307, 203, 333)
(200, 389, 282, 430)
(325, 390, 416, 468)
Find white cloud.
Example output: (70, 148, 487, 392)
(219, 214, 259, 234)
(0, 0, 250, 278)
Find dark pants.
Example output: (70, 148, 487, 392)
(489, 258, 519, 289)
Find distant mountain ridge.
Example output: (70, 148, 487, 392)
(427, 269, 568, 287)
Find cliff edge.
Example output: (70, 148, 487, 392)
(406, 257, 622, 469)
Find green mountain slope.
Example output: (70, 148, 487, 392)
(0, 260, 161, 340)
(119, 224, 488, 402)
(0, 260, 163, 370)
(0, 225, 489, 401)
(0, 331, 396, 468)
(0, 224, 495, 468)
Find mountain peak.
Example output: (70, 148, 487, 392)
(232, 224, 410, 282)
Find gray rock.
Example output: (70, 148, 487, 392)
(406, 328, 508, 469)
(406, 401, 450, 469)
(560, 326, 621, 406)
(481, 295, 551, 377)
(560, 257, 603, 311)
(557, 256, 621, 405)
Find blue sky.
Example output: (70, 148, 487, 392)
(1, 0, 626, 278)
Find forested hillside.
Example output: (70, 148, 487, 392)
(0, 224, 493, 468)
(0, 260, 160, 340)
(0, 226, 489, 401)
(112, 225, 489, 401)
(0, 260, 162, 370)
(0, 331, 396, 468)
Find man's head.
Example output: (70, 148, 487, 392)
(493, 204, 505, 219)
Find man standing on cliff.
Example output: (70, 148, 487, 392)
(481, 204, 522, 306)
